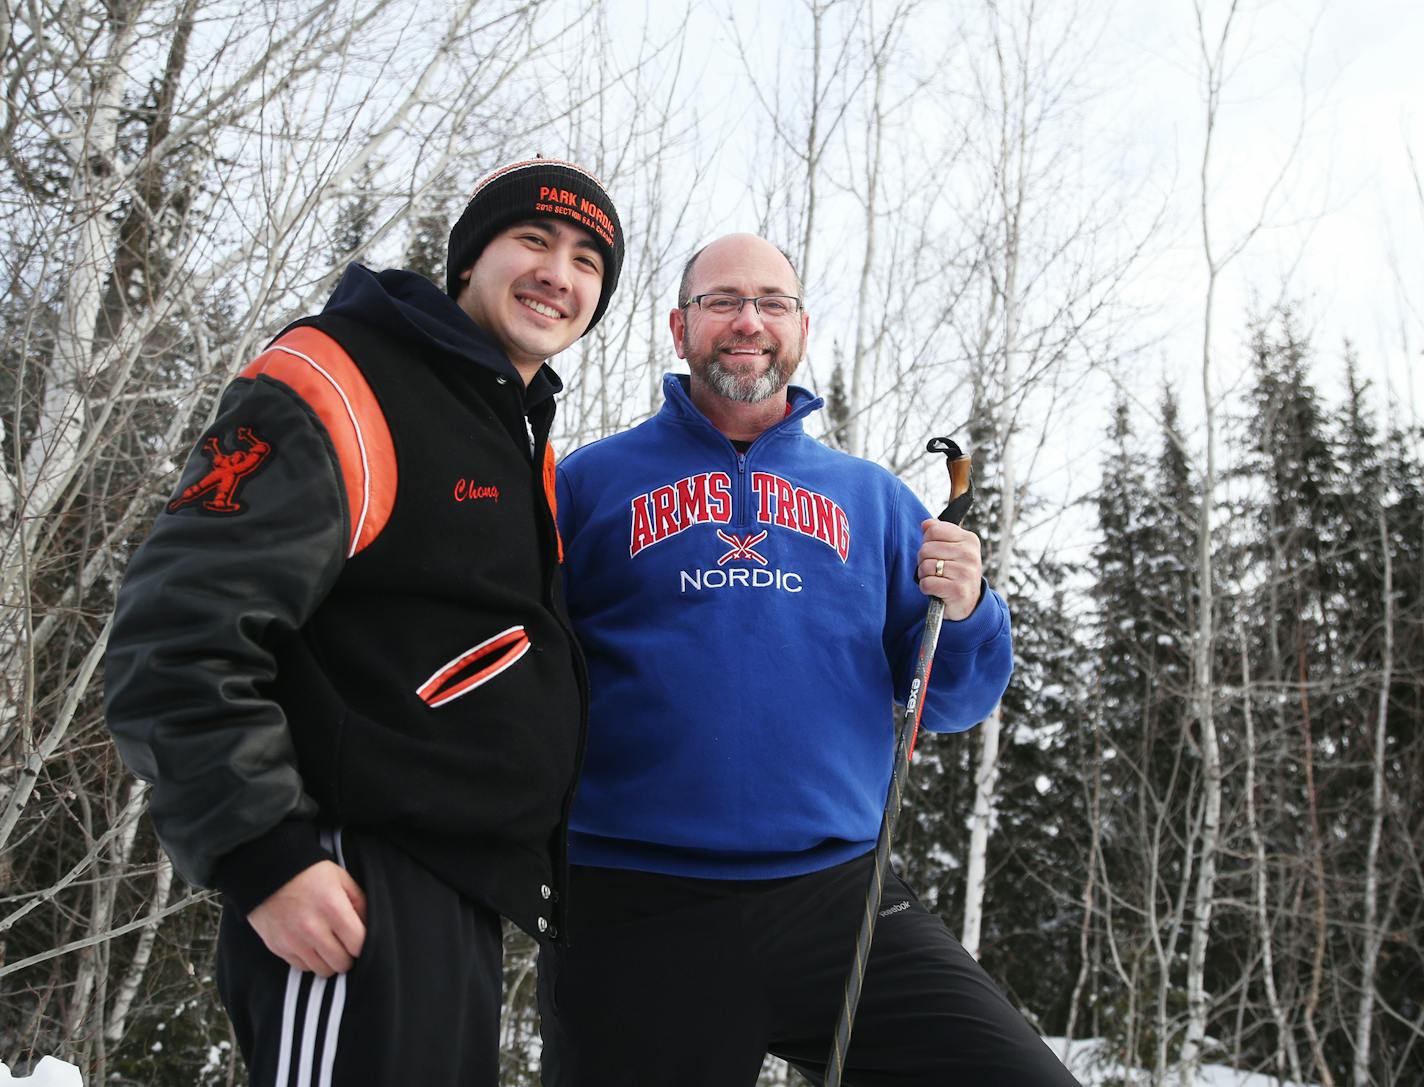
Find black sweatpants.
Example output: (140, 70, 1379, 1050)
(538, 856, 1081, 1087)
(216, 829, 504, 1086)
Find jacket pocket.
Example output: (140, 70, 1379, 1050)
(416, 625, 532, 708)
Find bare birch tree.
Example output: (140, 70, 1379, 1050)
(948, 0, 1134, 960)
(1180, 3, 1311, 1081)
(0, 0, 620, 1074)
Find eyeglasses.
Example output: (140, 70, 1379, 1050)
(684, 293, 803, 319)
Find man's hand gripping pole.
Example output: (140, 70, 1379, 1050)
(824, 437, 972, 1087)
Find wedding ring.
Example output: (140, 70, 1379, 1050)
(934, 559, 944, 578)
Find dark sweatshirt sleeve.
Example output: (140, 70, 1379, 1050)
(104, 374, 349, 909)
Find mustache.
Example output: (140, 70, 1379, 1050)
(713, 336, 778, 353)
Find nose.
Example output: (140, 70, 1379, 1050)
(535, 248, 573, 293)
(729, 301, 765, 335)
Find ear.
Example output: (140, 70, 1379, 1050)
(669, 306, 688, 359)
(451, 264, 475, 305)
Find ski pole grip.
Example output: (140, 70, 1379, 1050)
(926, 437, 973, 526)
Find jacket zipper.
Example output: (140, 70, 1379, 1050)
(530, 413, 586, 945)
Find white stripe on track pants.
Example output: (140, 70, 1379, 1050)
(216, 828, 504, 1086)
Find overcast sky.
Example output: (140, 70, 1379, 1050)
(628, 0, 1422, 427)
(1096, 0, 1422, 421)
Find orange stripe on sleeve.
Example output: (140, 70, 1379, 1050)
(241, 326, 396, 556)
(543, 441, 564, 564)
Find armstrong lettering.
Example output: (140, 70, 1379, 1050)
(629, 472, 733, 556)
(750, 472, 850, 560)
(628, 472, 850, 561)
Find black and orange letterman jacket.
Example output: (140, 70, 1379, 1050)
(104, 265, 586, 942)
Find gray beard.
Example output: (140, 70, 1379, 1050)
(692, 340, 801, 404)
(702, 358, 785, 403)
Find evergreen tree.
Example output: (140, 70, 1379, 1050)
(823, 342, 853, 451)
(1378, 415, 1424, 1083)
(1082, 389, 1198, 1065)
(331, 166, 378, 269)
(1223, 307, 1385, 1082)
(404, 198, 451, 286)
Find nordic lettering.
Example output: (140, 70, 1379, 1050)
(679, 568, 804, 593)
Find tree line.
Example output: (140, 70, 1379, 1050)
(901, 308, 1422, 1087)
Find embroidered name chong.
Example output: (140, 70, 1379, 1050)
(454, 480, 500, 502)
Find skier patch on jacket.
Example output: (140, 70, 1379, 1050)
(167, 426, 273, 515)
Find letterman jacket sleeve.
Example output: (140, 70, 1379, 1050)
(883, 477, 1013, 732)
(104, 327, 388, 913)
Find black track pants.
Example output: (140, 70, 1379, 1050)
(217, 829, 503, 1086)
(539, 855, 1081, 1087)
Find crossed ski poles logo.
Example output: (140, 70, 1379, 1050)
(715, 530, 768, 566)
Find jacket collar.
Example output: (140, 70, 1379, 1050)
(321, 264, 566, 413)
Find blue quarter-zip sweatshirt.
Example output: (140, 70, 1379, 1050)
(556, 374, 1013, 879)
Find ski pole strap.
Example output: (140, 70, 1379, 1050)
(926, 436, 973, 526)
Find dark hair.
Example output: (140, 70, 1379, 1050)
(677, 240, 802, 307)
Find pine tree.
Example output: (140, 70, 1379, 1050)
(331, 165, 378, 269)
(404, 200, 451, 286)
(1229, 307, 1358, 1082)
(1081, 390, 1198, 1066)
(1374, 416, 1424, 1084)
(823, 343, 853, 451)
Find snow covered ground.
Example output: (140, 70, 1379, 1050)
(4, 1044, 1324, 1086)
(0, 1058, 82, 1086)
(1048, 1038, 1320, 1087)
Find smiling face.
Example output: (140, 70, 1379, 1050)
(670, 234, 809, 405)
(455, 219, 605, 380)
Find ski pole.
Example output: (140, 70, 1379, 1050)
(824, 436, 973, 1087)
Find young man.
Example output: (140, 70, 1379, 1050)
(104, 159, 623, 1086)
(543, 234, 1081, 1086)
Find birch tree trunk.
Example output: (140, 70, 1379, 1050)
(1352, 505, 1394, 1086)
(1238, 619, 1303, 1084)
(961, 0, 1028, 960)
(1181, 0, 1305, 1071)
(1179, 41, 1223, 1070)
(845, 15, 886, 459)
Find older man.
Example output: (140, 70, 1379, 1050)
(542, 234, 1079, 1086)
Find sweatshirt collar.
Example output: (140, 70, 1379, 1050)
(660, 373, 822, 441)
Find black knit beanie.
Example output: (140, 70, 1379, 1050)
(446, 158, 624, 335)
